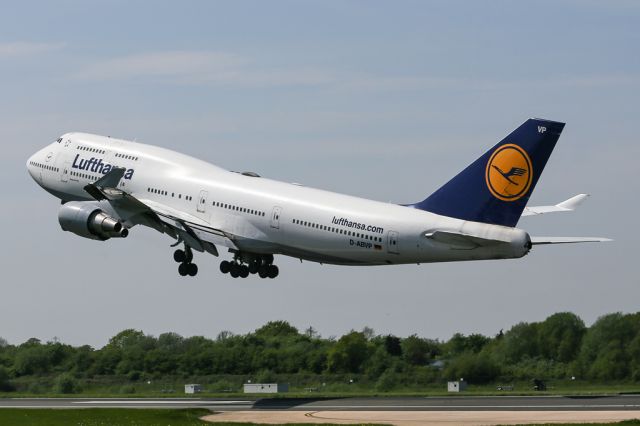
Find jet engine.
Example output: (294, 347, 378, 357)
(58, 201, 128, 240)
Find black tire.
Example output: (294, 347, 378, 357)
(173, 249, 186, 263)
(187, 263, 198, 277)
(178, 263, 189, 276)
(239, 265, 249, 278)
(220, 260, 231, 274)
(258, 266, 269, 279)
(248, 261, 259, 274)
(230, 264, 240, 278)
(267, 265, 279, 279)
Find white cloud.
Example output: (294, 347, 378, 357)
(74, 49, 640, 92)
(78, 51, 246, 80)
(0, 41, 65, 58)
(76, 50, 336, 87)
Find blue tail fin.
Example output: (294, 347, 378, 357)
(412, 118, 565, 227)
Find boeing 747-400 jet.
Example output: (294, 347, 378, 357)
(27, 118, 609, 279)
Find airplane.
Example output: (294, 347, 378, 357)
(26, 118, 610, 279)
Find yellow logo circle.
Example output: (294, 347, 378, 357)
(485, 144, 533, 202)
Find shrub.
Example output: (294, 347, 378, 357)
(54, 373, 79, 394)
(0, 366, 13, 391)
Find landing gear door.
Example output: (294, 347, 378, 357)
(197, 190, 208, 213)
(60, 161, 70, 183)
(388, 231, 399, 254)
(270, 206, 282, 229)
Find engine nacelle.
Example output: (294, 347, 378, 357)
(58, 201, 128, 241)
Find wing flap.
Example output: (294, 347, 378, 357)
(83, 168, 235, 253)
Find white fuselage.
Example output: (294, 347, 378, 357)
(27, 133, 530, 266)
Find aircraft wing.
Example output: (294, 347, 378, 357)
(83, 168, 237, 254)
(530, 236, 612, 245)
(522, 194, 589, 216)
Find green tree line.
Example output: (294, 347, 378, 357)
(0, 312, 639, 393)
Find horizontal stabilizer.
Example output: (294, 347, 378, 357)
(531, 236, 612, 245)
(522, 194, 589, 216)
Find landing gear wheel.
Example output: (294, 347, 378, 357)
(178, 263, 189, 276)
(230, 263, 240, 278)
(248, 261, 260, 275)
(173, 249, 186, 263)
(187, 263, 198, 277)
(239, 265, 249, 278)
(258, 265, 269, 279)
(267, 265, 279, 279)
(220, 261, 231, 274)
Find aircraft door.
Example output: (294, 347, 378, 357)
(388, 230, 399, 254)
(270, 206, 282, 229)
(197, 190, 208, 213)
(60, 161, 70, 183)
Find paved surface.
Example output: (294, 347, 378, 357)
(203, 410, 640, 425)
(1, 395, 640, 411)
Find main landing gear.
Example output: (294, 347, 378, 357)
(173, 246, 198, 277)
(219, 253, 279, 279)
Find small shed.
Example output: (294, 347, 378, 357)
(243, 383, 289, 394)
(184, 384, 202, 394)
(447, 380, 467, 393)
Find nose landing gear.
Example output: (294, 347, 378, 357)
(220, 253, 278, 279)
(173, 246, 198, 277)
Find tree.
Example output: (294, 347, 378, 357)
(14, 345, 51, 376)
(402, 335, 439, 366)
(444, 352, 500, 384)
(0, 366, 12, 391)
(579, 313, 639, 380)
(254, 321, 299, 338)
(500, 322, 540, 362)
(538, 312, 585, 362)
(327, 331, 369, 373)
(384, 335, 402, 357)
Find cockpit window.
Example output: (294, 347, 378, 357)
(56, 138, 62, 143)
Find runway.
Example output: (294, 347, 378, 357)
(2, 396, 640, 425)
(1, 395, 640, 410)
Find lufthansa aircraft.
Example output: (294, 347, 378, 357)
(27, 118, 609, 279)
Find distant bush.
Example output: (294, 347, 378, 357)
(27, 382, 46, 394)
(119, 385, 136, 394)
(0, 366, 13, 391)
(375, 370, 398, 392)
(54, 373, 79, 394)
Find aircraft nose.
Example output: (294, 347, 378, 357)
(26, 151, 40, 180)
(26, 153, 35, 177)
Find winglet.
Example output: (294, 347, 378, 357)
(557, 194, 589, 210)
(522, 194, 590, 217)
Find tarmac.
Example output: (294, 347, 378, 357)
(1, 395, 640, 425)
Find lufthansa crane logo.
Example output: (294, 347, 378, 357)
(485, 144, 533, 202)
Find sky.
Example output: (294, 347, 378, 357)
(1, 1, 638, 348)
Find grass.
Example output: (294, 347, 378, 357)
(0, 408, 386, 425)
(0, 408, 212, 425)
